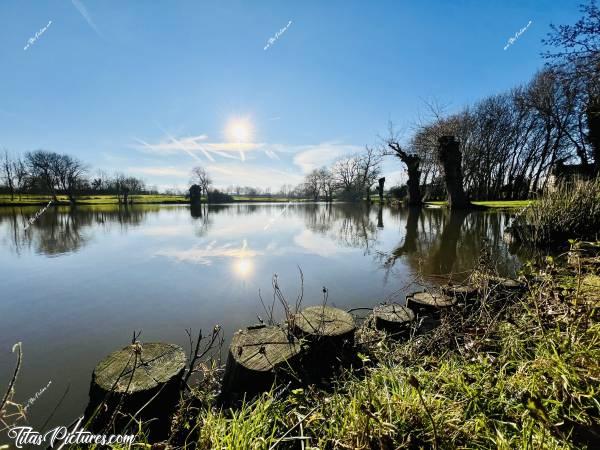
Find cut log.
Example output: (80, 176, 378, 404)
(406, 291, 456, 314)
(222, 325, 301, 395)
(293, 306, 356, 381)
(294, 305, 356, 345)
(441, 284, 479, 302)
(85, 342, 186, 439)
(372, 304, 415, 333)
(487, 277, 525, 295)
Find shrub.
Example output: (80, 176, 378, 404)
(389, 185, 407, 200)
(508, 178, 600, 246)
(207, 189, 234, 203)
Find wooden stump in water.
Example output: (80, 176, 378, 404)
(441, 284, 479, 302)
(85, 342, 187, 439)
(222, 325, 301, 395)
(372, 304, 415, 334)
(406, 291, 456, 314)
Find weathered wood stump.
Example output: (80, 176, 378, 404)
(222, 325, 301, 395)
(441, 284, 479, 302)
(488, 277, 525, 296)
(294, 305, 356, 346)
(85, 342, 187, 439)
(406, 291, 456, 314)
(372, 304, 415, 333)
(293, 306, 356, 381)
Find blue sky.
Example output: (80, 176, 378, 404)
(0, 0, 582, 192)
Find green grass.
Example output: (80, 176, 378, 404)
(173, 247, 599, 449)
(0, 194, 302, 206)
(509, 179, 600, 246)
(426, 200, 533, 208)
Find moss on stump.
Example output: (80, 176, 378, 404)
(85, 342, 186, 439)
(222, 325, 301, 395)
(373, 304, 415, 333)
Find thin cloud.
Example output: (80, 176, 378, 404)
(126, 166, 189, 177)
(293, 143, 362, 173)
(71, 0, 102, 37)
(132, 132, 281, 162)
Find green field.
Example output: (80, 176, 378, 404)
(0, 194, 298, 206)
(0, 194, 189, 206)
(0, 194, 534, 208)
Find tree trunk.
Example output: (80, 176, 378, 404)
(405, 157, 422, 206)
(588, 96, 600, 175)
(437, 136, 471, 209)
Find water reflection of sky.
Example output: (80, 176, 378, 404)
(0, 203, 522, 431)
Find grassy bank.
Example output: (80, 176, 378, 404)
(161, 242, 599, 449)
(0, 194, 301, 206)
(426, 200, 533, 209)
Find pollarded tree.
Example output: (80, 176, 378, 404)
(384, 126, 423, 205)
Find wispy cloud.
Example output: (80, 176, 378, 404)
(156, 240, 262, 265)
(132, 133, 281, 163)
(293, 143, 362, 173)
(126, 166, 190, 178)
(207, 163, 303, 189)
(71, 0, 102, 37)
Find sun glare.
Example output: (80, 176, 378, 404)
(225, 117, 253, 143)
(233, 258, 253, 278)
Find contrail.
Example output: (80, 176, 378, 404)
(71, 0, 102, 37)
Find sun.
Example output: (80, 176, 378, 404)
(225, 117, 253, 143)
(233, 258, 253, 278)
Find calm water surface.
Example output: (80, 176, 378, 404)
(0, 203, 521, 429)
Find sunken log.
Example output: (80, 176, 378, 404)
(441, 284, 479, 302)
(222, 325, 301, 395)
(294, 305, 356, 347)
(372, 304, 415, 333)
(84, 342, 186, 439)
(406, 291, 456, 314)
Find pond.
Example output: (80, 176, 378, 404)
(0, 203, 522, 429)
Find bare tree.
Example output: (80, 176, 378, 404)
(1, 151, 16, 200)
(25, 150, 59, 200)
(54, 154, 87, 203)
(383, 126, 423, 205)
(12, 156, 28, 200)
(190, 167, 212, 203)
(357, 146, 382, 202)
(543, 0, 600, 172)
(303, 169, 322, 201)
(316, 168, 335, 202)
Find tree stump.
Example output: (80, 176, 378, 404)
(85, 342, 187, 439)
(441, 284, 479, 302)
(294, 305, 356, 345)
(372, 304, 415, 333)
(406, 291, 456, 314)
(222, 325, 301, 395)
(293, 306, 356, 381)
(488, 277, 525, 296)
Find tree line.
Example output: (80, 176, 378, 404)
(300, 1, 599, 205)
(0, 150, 153, 203)
(384, 1, 599, 205)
